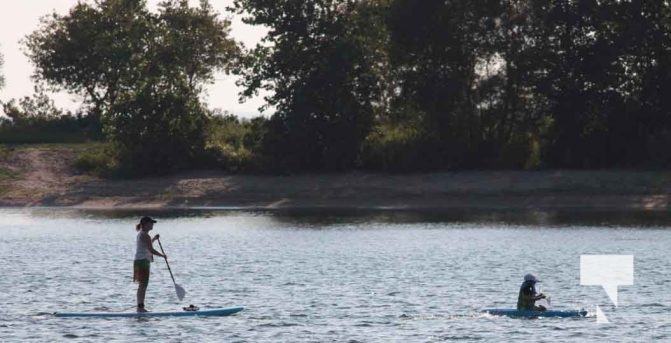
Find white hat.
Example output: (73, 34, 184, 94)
(524, 273, 540, 283)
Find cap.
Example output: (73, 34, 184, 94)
(140, 216, 157, 224)
(524, 273, 540, 283)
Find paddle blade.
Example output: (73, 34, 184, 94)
(175, 284, 186, 301)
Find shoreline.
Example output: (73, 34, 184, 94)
(1, 145, 671, 211)
(2, 176, 670, 211)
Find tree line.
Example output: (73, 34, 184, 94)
(2, 0, 671, 175)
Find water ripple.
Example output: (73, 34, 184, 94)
(1, 208, 669, 341)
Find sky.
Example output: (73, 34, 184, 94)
(0, 0, 268, 118)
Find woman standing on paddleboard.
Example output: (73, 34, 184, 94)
(134, 216, 165, 312)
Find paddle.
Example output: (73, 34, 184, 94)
(538, 284, 551, 309)
(156, 237, 186, 301)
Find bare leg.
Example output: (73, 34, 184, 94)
(137, 281, 148, 312)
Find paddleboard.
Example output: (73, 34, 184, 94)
(54, 306, 244, 318)
(481, 308, 588, 318)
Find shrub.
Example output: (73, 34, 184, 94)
(0, 91, 102, 144)
(73, 143, 118, 176)
(203, 114, 268, 173)
(360, 122, 429, 172)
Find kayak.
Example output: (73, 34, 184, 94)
(54, 306, 244, 318)
(481, 308, 588, 318)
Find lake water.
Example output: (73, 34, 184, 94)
(1, 208, 669, 342)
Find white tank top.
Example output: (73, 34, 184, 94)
(134, 231, 154, 262)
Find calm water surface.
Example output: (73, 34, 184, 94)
(1, 208, 670, 342)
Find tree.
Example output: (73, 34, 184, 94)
(25, 0, 240, 174)
(104, 0, 239, 174)
(108, 81, 210, 173)
(158, 0, 239, 93)
(623, 1, 671, 166)
(519, 0, 669, 167)
(25, 0, 152, 120)
(387, 0, 505, 168)
(231, 0, 386, 171)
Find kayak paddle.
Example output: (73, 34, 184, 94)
(538, 284, 551, 308)
(156, 237, 186, 301)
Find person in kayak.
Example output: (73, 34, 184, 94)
(517, 273, 547, 311)
(134, 216, 165, 313)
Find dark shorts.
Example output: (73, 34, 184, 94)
(133, 259, 150, 284)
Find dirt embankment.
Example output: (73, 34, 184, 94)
(0, 145, 94, 205)
(1, 144, 670, 210)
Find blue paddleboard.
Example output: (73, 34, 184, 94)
(481, 308, 588, 318)
(54, 306, 244, 318)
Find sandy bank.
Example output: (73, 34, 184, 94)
(1, 145, 670, 210)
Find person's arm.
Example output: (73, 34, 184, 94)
(141, 233, 165, 258)
(522, 293, 535, 302)
(522, 289, 546, 302)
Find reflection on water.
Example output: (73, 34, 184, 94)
(1, 208, 669, 342)
(18, 207, 671, 227)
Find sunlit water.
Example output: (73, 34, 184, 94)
(1, 208, 669, 341)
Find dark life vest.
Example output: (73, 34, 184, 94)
(517, 280, 537, 310)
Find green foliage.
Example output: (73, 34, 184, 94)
(360, 121, 427, 172)
(18, 0, 671, 174)
(206, 113, 248, 150)
(204, 113, 267, 172)
(378, 0, 671, 169)
(25, 0, 240, 175)
(24, 0, 152, 119)
(231, 0, 387, 172)
(158, 0, 240, 87)
(2, 89, 64, 126)
(107, 82, 210, 175)
(73, 143, 118, 176)
(514, 1, 671, 168)
(387, 0, 519, 168)
(0, 88, 102, 143)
